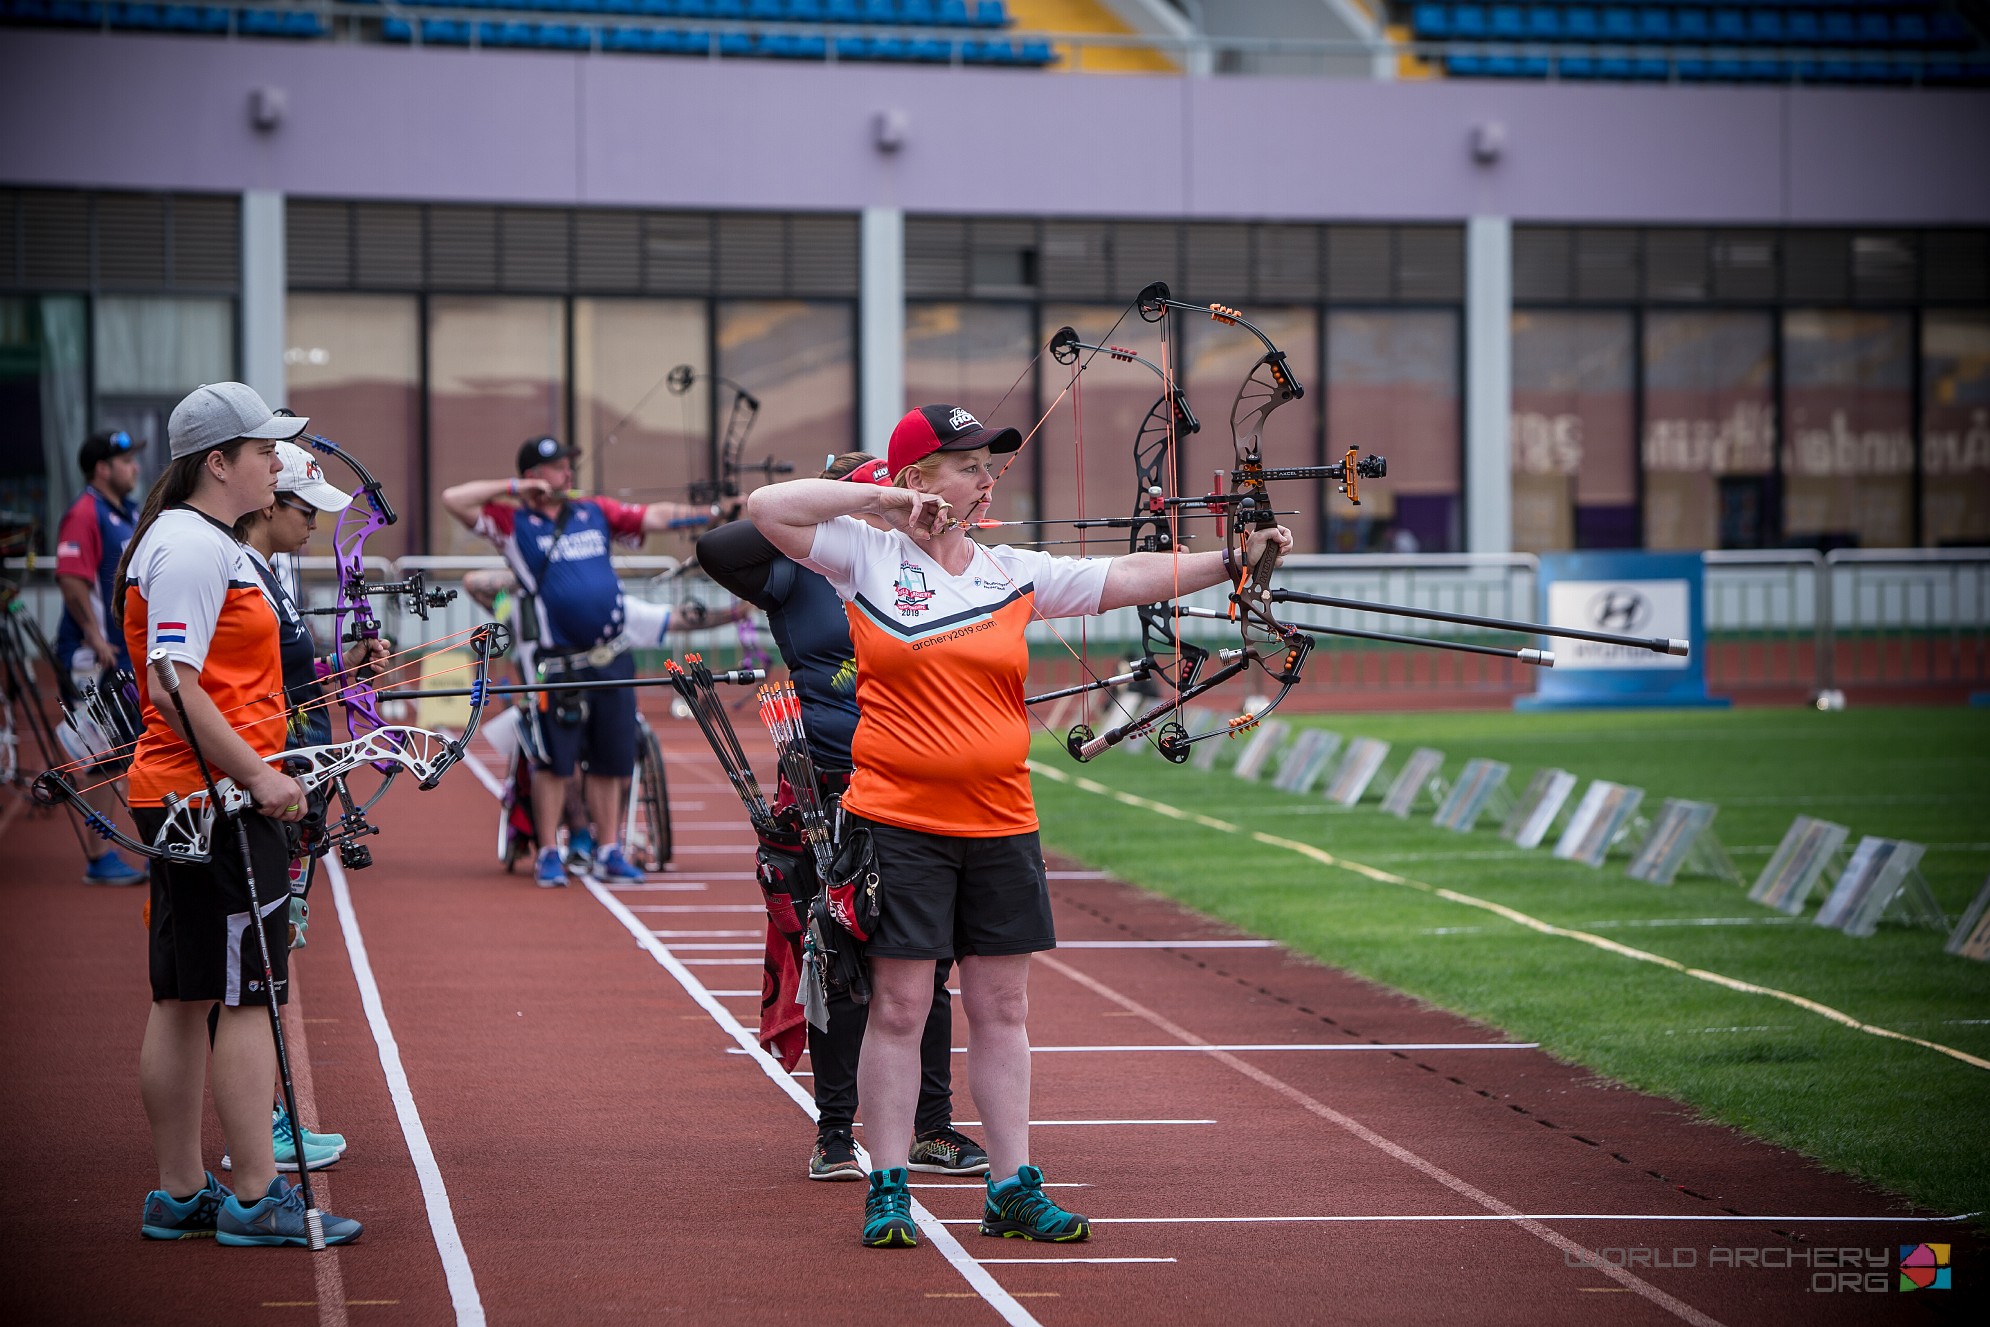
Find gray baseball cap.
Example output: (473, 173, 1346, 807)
(168, 382, 308, 459)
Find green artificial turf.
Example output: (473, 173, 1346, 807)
(1029, 706, 1990, 1217)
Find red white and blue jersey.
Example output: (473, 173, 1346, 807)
(476, 498, 646, 651)
(54, 486, 139, 669)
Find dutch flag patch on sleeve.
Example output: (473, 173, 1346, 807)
(156, 621, 187, 644)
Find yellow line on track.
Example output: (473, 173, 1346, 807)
(1029, 761, 1990, 1074)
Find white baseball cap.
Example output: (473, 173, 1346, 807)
(167, 382, 308, 459)
(273, 441, 354, 513)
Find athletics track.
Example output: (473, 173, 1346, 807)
(2, 708, 1982, 1326)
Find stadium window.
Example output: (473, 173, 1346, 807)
(715, 300, 856, 487)
(93, 294, 236, 506)
(1640, 311, 1776, 552)
(1509, 310, 1637, 554)
(1921, 311, 1990, 548)
(0, 295, 90, 540)
(1325, 310, 1461, 554)
(1037, 304, 1173, 540)
(572, 298, 710, 537)
(427, 295, 567, 556)
(1184, 309, 1322, 555)
(1781, 310, 1915, 551)
(285, 294, 422, 559)
(903, 302, 1037, 522)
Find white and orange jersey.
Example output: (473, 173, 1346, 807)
(120, 507, 286, 807)
(802, 517, 1108, 837)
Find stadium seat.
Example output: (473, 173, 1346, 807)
(1857, 12, 1891, 45)
(426, 17, 474, 43)
(1675, 56, 1711, 81)
(1600, 7, 1635, 41)
(1563, 7, 1598, 40)
(1597, 54, 1634, 79)
(1631, 54, 1669, 81)
(902, 0, 936, 25)
(789, 0, 824, 19)
(1821, 11, 1855, 44)
(718, 28, 751, 54)
(1637, 7, 1671, 43)
(383, 14, 413, 40)
(1489, 5, 1522, 40)
(1411, 4, 1449, 40)
(1785, 10, 1820, 45)
(974, 0, 1006, 27)
(677, 0, 710, 15)
(835, 32, 872, 57)
(910, 35, 949, 59)
(825, 0, 858, 20)
(937, 0, 968, 26)
(1749, 10, 1786, 45)
(1017, 36, 1052, 64)
(1447, 52, 1485, 77)
(1556, 54, 1598, 79)
(601, 0, 638, 15)
(859, 0, 892, 21)
(1673, 7, 1709, 42)
(746, 0, 783, 18)
(1929, 12, 1973, 49)
(111, 3, 165, 29)
(1450, 5, 1485, 39)
(1893, 13, 1928, 46)
(1523, 6, 1558, 40)
(1711, 10, 1746, 44)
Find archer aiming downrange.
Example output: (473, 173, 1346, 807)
(749, 404, 1295, 1250)
(118, 382, 361, 1248)
(442, 435, 725, 887)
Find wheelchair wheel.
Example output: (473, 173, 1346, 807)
(626, 715, 671, 872)
(498, 742, 538, 873)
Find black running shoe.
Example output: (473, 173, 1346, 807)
(980, 1164, 1089, 1242)
(809, 1129, 864, 1182)
(908, 1125, 990, 1176)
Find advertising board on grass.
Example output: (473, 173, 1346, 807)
(1518, 551, 1726, 710)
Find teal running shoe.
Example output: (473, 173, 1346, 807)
(980, 1165, 1090, 1242)
(862, 1166, 918, 1248)
(141, 1172, 231, 1239)
(221, 1112, 340, 1174)
(535, 846, 568, 888)
(274, 1108, 346, 1156)
(216, 1178, 362, 1248)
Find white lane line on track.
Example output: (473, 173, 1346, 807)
(1031, 762, 1990, 1075)
(1035, 953, 1726, 1327)
(609, 883, 710, 892)
(937, 1213, 1980, 1225)
(628, 905, 766, 914)
(327, 858, 485, 1327)
(704, 989, 762, 997)
(1054, 940, 1278, 949)
(647, 940, 764, 948)
(580, 878, 1042, 1327)
(859, 1119, 1219, 1128)
(683, 958, 763, 965)
(979, 1258, 1177, 1265)
(977, 1043, 1540, 1054)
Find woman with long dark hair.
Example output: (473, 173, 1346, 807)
(122, 383, 361, 1247)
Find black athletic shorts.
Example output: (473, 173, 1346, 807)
(850, 813, 1056, 961)
(133, 806, 293, 1007)
(525, 651, 636, 780)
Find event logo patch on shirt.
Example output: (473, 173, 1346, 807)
(893, 562, 936, 616)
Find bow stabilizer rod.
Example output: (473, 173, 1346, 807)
(1174, 607, 1554, 666)
(1269, 589, 1689, 658)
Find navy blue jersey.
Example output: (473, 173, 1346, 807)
(54, 486, 139, 668)
(245, 549, 330, 747)
(478, 498, 646, 652)
(698, 520, 858, 773)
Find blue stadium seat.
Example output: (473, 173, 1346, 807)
(859, 0, 893, 21)
(1557, 54, 1598, 79)
(1450, 5, 1486, 39)
(789, 0, 824, 19)
(787, 32, 828, 56)
(1856, 12, 1891, 45)
(1563, 7, 1598, 40)
(1636, 8, 1671, 43)
(1411, 4, 1449, 40)
(718, 28, 752, 54)
(1673, 7, 1709, 42)
(1596, 54, 1634, 79)
(1707, 55, 1746, 80)
(1893, 13, 1928, 47)
(282, 11, 323, 37)
(111, 3, 165, 30)
(913, 36, 951, 59)
(1489, 6, 1523, 40)
(1821, 11, 1855, 44)
(1711, 10, 1746, 44)
(601, 0, 638, 15)
(1929, 12, 1973, 49)
(1675, 56, 1711, 81)
(1017, 36, 1052, 64)
(1524, 6, 1558, 40)
(1600, 7, 1635, 41)
(425, 18, 474, 43)
(975, 0, 1006, 28)
(746, 0, 783, 18)
(825, 0, 858, 21)
(902, 0, 936, 25)
(1743, 57, 1787, 82)
(1749, 10, 1785, 44)
(677, 0, 710, 16)
(603, 23, 646, 49)
(1448, 52, 1486, 78)
(937, 0, 968, 26)
(383, 14, 413, 40)
(1785, 10, 1820, 45)
(634, 0, 676, 14)
(872, 34, 911, 58)
(710, 0, 744, 19)
(1631, 55, 1669, 81)
(835, 32, 872, 57)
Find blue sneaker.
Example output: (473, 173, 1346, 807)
(141, 1172, 231, 1239)
(862, 1166, 917, 1248)
(536, 846, 568, 888)
(567, 827, 596, 870)
(594, 843, 646, 883)
(980, 1164, 1090, 1242)
(84, 850, 146, 886)
(274, 1108, 346, 1157)
(216, 1177, 362, 1248)
(220, 1113, 339, 1173)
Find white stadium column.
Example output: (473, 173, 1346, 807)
(241, 189, 286, 408)
(860, 206, 905, 453)
(1465, 214, 1512, 555)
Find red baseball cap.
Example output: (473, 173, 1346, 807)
(837, 457, 893, 487)
(886, 405, 1022, 477)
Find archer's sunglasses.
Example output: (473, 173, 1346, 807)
(276, 496, 320, 519)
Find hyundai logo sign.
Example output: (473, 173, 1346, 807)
(1586, 588, 1652, 634)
